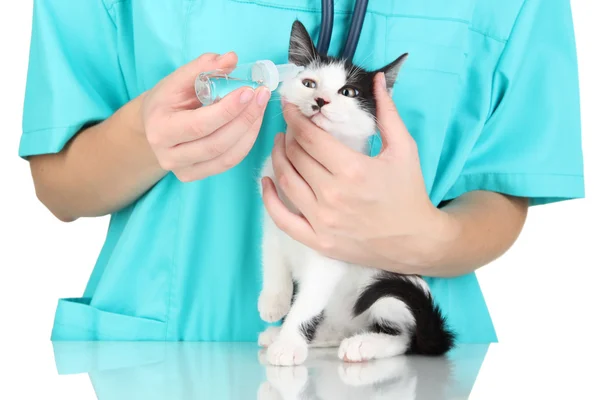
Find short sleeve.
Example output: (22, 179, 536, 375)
(444, 0, 585, 206)
(19, 0, 129, 158)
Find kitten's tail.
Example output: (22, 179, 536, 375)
(354, 275, 456, 356)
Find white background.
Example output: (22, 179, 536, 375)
(0, 1, 598, 399)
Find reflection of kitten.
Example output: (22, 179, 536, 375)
(259, 20, 455, 366)
(257, 348, 454, 400)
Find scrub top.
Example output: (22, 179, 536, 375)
(21, 0, 585, 342)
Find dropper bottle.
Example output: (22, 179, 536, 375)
(195, 60, 304, 106)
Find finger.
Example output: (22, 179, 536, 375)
(284, 135, 332, 198)
(172, 85, 264, 145)
(373, 72, 411, 151)
(170, 86, 270, 162)
(283, 103, 365, 175)
(172, 51, 238, 86)
(271, 134, 318, 217)
(174, 104, 265, 180)
(261, 177, 320, 248)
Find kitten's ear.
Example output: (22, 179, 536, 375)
(289, 20, 318, 67)
(379, 53, 408, 93)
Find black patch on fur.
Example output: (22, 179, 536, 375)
(354, 273, 456, 356)
(291, 280, 299, 303)
(371, 321, 403, 336)
(288, 20, 408, 119)
(299, 311, 324, 343)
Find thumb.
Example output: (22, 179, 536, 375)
(373, 72, 411, 153)
(171, 52, 238, 86)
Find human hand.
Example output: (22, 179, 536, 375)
(262, 73, 456, 273)
(141, 52, 271, 182)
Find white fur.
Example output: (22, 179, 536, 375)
(258, 62, 429, 366)
(338, 332, 411, 362)
(278, 61, 375, 152)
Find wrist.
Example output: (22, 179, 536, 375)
(130, 92, 149, 140)
(128, 92, 165, 174)
(420, 207, 461, 270)
(392, 206, 461, 275)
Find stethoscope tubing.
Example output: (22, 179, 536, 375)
(316, 0, 370, 62)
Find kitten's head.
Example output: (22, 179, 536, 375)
(279, 20, 408, 141)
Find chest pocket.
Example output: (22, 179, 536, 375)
(185, 0, 475, 187)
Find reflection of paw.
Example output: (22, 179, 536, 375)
(265, 365, 309, 394)
(259, 326, 282, 347)
(338, 335, 379, 363)
(267, 337, 308, 366)
(257, 382, 282, 400)
(338, 363, 370, 386)
(338, 357, 406, 386)
(259, 291, 291, 322)
(258, 348, 269, 365)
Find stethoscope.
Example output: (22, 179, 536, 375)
(316, 0, 369, 61)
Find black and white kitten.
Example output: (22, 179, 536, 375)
(259, 21, 455, 366)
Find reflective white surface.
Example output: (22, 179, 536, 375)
(51, 342, 488, 399)
(1, 340, 598, 399)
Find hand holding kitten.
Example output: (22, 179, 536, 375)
(262, 72, 458, 274)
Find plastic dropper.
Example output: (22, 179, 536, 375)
(195, 60, 304, 106)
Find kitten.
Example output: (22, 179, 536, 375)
(258, 20, 455, 366)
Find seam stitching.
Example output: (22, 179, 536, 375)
(22, 124, 86, 135)
(468, 27, 507, 44)
(105, 0, 129, 14)
(457, 172, 584, 178)
(483, 0, 529, 123)
(163, 1, 194, 342)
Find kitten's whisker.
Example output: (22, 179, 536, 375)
(355, 49, 375, 70)
(268, 111, 286, 120)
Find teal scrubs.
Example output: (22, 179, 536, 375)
(21, 0, 585, 342)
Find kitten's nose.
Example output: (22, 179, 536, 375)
(315, 98, 330, 108)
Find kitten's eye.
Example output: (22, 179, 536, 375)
(339, 86, 360, 98)
(302, 79, 317, 89)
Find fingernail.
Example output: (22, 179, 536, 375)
(257, 89, 271, 107)
(240, 89, 254, 104)
(216, 51, 232, 61)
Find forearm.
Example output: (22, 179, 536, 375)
(389, 191, 529, 277)
(29, 93, 166, 222)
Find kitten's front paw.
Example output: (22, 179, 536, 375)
(259, 291, 291, 322)
(338, 335, 377, 363)
(258, 326, 281, 347)
(267, 337, 308, 366)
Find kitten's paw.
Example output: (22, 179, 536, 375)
(258, 291, 291, 323)
(338, 335, 378, 363)
(257, 382, 282, 400)
(259, 326, 282, 347)
(267, 337, 308, 366)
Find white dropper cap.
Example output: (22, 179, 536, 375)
(252, 60, 305, 91)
